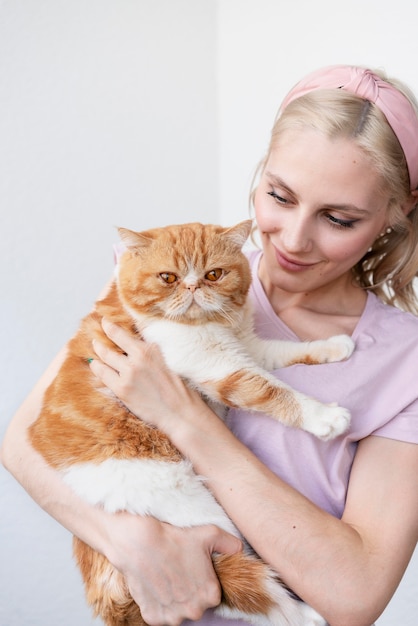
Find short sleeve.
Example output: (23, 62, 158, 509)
(372, 398, 418, 444)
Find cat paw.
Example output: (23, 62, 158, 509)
(322, 334, 355, 362)
(301, 399, 351, 441)
(299, 604, 327, 626)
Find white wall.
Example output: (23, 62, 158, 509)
(0, 1, 218, 624)
(1, 1, 417, 624)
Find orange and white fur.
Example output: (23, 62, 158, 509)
(30, 220, 354, 626)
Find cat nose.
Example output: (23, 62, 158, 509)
(184, 271, 200, 292)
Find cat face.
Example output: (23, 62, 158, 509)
(117, 221, 253, 325)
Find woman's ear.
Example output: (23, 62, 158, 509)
(402, 190, 418, 216)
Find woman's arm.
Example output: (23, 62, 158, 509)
(175, 419, 418, 626)
(0, 345, 242, 626)
(91, 320, 418, 626)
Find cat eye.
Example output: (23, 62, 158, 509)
(160, 272, 178, 284)
(205, 268, 223, 282)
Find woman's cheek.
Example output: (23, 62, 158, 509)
(254, 200, 279, 232)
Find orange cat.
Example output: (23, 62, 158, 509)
(30, 220, 354, 626)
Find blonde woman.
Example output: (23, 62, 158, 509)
(3, 65, 418, 626)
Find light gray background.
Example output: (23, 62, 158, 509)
(1, 1, 417, 624)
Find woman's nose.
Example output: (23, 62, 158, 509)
(280, 214, 313, 253)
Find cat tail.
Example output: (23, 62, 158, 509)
(213, 551, 324, 626)
(73, 537, 146, 626)
(73, 537, 323, 626)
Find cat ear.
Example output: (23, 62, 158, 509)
(223, 220, 253, 248)
(117, 227, 153, 251)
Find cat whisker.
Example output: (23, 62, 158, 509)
(216, 303, 238, 325)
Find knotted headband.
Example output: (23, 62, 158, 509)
(280, 65, 418, 190)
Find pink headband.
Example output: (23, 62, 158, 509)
(280, 65, 418, 190)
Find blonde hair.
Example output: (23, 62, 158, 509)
(251, 75, 418, 314)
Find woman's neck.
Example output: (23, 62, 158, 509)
(258, 257, 367, 340)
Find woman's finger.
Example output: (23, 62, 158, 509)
(101, 318, 142, 356)
(92, 339, 126, 373)
(89, 357, 121, 390)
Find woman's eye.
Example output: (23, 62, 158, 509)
(325, 213, 357, 229)
(205, 268, 223, 282)
(267, 190, 289, 204)
(160, 272, 178, 284)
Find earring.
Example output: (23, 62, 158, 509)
(379, 227, 392, 237)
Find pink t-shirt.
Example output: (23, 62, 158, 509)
(184, 250, 418, 626)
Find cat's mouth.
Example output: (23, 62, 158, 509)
(167, 297, 216, 322)
(186, 290, 204, 310)
(189, 291, 218, 314)
(164, 290, 222, 322)
(184, 299, 206, 318)
(164, 295, 202, 320)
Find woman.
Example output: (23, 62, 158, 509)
(2, 65, 418, 626)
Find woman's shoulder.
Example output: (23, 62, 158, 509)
(365, 291, 418, 335)
(355, 292, 418, 371)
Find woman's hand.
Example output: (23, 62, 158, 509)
(89, 319, 202, 438)
(2, 324, 242, 626)
(104, 513, 242, 626)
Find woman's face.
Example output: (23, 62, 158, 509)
(254, 127, 390, 296)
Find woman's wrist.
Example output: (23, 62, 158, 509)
(100, 510, 158, 572)
(165, 394, 227, 457)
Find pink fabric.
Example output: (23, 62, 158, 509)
(280, 65, 418, 190)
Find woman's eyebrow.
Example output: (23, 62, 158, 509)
(322, 203, 371, 215)
(265, 171, 291, 191)
(265, 171, 371, 215)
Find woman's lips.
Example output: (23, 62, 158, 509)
(274, 248, 317, 272)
